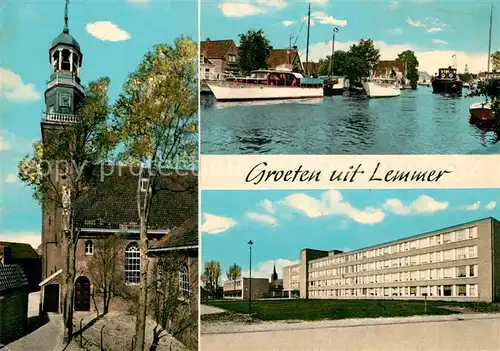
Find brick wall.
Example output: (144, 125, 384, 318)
(0, 290, 28, 344)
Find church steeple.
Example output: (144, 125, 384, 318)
(271, 262, 278, 282)
(42, 0, 85, 128)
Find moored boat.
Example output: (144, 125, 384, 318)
(320, 76, 348, 96)
(206, 70, 324, 101)
(362, 78, 401, 98)
(431, 67, 462, 95)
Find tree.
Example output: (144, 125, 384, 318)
(113, 36, 198, 351)
(18, 78, 114, 343)
(469, 78, 500, 119)
(492, 51, 500, 73)
(149, 252, 197, 351)
(397, 50, 419, 87)
(317, 50, 349, 76)
(87, 234, 126, 315)
(203, 261, 221, 297)
(226, 263, 242, 293)
(237, 29, 272, 75)
(344, 39, 380, 84)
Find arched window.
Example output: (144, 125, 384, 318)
(125, 243, 140, 284)
(84, 240, 93, 255)
(179, 264, 189, 298)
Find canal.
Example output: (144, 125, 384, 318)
(200, 86, 499, 155)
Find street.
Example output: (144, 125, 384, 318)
(201, 313, 500, 350)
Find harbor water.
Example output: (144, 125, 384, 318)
(201, 86, 499, 155)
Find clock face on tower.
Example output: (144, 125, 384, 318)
(59, 93, 71, 108)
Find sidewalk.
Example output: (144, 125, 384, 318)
(202, 311, 500, 334)
(201, 304, 228, 315)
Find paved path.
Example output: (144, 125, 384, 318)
(201, 313, 500, 350)
(6, 313, 63, 351)
(200, 304, 228, 315)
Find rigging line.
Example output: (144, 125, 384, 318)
(292, 12, 307, 47)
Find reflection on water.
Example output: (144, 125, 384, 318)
(200, 88, 499, 154)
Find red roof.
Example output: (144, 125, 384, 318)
(267, 49, 300, 69)
(200, 40, 236, 59)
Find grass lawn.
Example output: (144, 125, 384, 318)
(206, 299, 460, 321)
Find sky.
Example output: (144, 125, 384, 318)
(0, 0, 197, 248)
(201, 189, 500, 281)
(202, 0, 500, 74)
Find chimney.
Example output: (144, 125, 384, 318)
(292, 46, 297, 50)
(3, 246, 12, 264)
(206, 37, 210, 42)
(269, 46, 273, 50)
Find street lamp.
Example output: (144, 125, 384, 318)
(248, 240, 253, 315)
(330, 27, 339, 77)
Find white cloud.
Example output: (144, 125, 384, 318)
(246, 212, 278, 227)
(259, 199, 275, 214)
(281, 190, 385, 225)
(282, 20, 295, 27)
(486, 201, 497, 210)
(389, 28, 403, 35)
(241, 258, 299, 279)
(407, 17, 426, 28)
(200, 213, 237, 234)
(0, 232, 41, 249)
(86, 21, 131, 42)
(427, 27, 443, 33)
(5, 173, 17, 183)
(307, 39, 491, 74)
(311, 11, 347, 27)
(0, 68, 41, 102)
(432, 39, 448, 45)
(384, 195, 449, 215)
(0, 137, 10, 152)
(219, 0, 287, 17)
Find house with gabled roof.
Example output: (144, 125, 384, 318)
(267, 47, 303, 73)
(0, 242, 41, 292)
(200, 38, 239, 79)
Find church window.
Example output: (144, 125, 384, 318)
(179, 264, 190, 299)
(84, 240, 93, 255)
(125, 242, 140, 284)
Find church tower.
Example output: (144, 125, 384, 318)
(41, 0, 85, 143)
(271, 262, 278, 282)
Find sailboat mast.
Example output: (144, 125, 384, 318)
(487, 4, 493, 74)
(305, 3, 311, 75)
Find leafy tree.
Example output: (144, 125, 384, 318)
(18, 78, 115, 343)
(203, 261, 221, 297)
(317, 50, 349, 76)
(459, 73, 476, 83)
(492, 51, 500, 73)
(237, 29, 272, 75)
(344, 39, 380, 83)
(397, 50, 419, 87)
(112, 36, 197, 351)
(226, 263, 242, 292)
(469, 78, 500, 119)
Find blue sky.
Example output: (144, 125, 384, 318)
(201, 189, 500, 280)
(202, 0, 500, 74)
(0, 0, 197, 248)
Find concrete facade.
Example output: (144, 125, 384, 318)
(223, 278, 269, 299)
(283, 218, 500, 302)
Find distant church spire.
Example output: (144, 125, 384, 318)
(271, 262, 278, 282)
(63, 0, 70, 34)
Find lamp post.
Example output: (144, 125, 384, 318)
(248, 240, 253, 315)
(330, 27, 339, 77)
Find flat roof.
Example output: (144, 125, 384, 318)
(309, 217, 497, 262)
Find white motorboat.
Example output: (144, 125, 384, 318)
(206, 70, 324, 101)
(362, 78, 401, 98)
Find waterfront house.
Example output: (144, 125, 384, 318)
(200, 39, 239, 79)
(372, 60, 406, 80)
(0, 264, 29, 345)
(200, 54, 216, 80)
(267, 47, 303, 72)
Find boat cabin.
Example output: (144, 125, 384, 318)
(227, 70, 321, 87)
(436, 67, 458, 80)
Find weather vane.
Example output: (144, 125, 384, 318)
(63, 0, 70, 34)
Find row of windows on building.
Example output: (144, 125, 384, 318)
(310, 245, 478, 276)
(309, 265, 478, 287)
(84, 240, 190, 294)
(309, 284, 479, 298)
(310, 227, 477, 269)
(223, 280, 243, 290)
